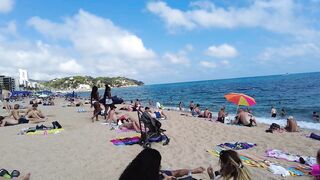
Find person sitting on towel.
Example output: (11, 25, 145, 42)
(234, 109, 257, 127)
(106, 104, 117, 123)
(207, 150, 252, 180)
(285, 116, 299, 132)
(119, 148, 205, 180)
(117, 114, 141, 132)
(217, 107, 228, 123)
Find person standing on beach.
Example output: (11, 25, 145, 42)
(90, 86, 101, 122)
(189, 101, 194, 111)
(178, 102, 183, 111)
(102, 84, 112, 119)
(271, 106, 277, 118)
(2, 88, 12, 111)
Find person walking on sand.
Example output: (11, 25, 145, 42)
(2, 88, 12, 111)
(271, 106, 277, 118)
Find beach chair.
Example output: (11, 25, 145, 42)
(137, 110, 170, 148)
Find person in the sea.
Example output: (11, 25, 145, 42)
(178, 101, 183, 111)
(217, 107, 228, 123)
(313, 111, 320, 121)
(119, 148, 205, 180)
(285, 116, 299, 132)
(280, 108, 286, 117)
(234, 109, 257, 127)
(189, 101, 195, 111)
(271, 106, 277, 118)
(207, 150, 251, 180)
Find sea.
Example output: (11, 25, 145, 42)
(78, 72, 320, 130)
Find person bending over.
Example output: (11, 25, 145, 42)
(119, 148, 205, 180)
(207, 150, 251, 180)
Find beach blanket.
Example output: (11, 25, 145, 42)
(208, 147, 310, 177)
(115, 129, 135, 133)
(310, 133, 320, 141)
(17, 128, 64, 135)
(218, 142, 256, 150)
(110, 135, 166, 146)
(266, 149, 317, 166)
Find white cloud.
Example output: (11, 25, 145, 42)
(205, 44, 238, 58)
(200, 61, 217, 68)
(147, 1, 195, 31)
(0, 0, 14, 13)
(28, 9, 155, 59)
(0, 10, 163, 83)
(163, 45, 193, 65)
(164, 53, 189, 65)
(258, 43, 320, 61)
(147, 0, 317, 38)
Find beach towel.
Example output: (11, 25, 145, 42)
(218, 142, 256, 150)
(266, 149, 317, 166)
(110, 135, 166, 146)
(115, 129, 135, 133)
(310, 133, 320, 141)
(27, 128, 64, 135)
(208, 147, 310, 176)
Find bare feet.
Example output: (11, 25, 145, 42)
(207, 166, 214, 180)
(22, 173, 31, 180)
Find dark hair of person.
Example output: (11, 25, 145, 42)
(91, 86, 99, 101)
(219, 150, 251, 180)
(145, 107, 150, 111)
(0, 116, 4, 121)
(119, 148, 161, 180)
(103, 84, 111, 99)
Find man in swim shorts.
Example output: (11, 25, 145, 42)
(234, 109, 257, 127)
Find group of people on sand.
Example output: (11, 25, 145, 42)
(120, 148, 251, 180)
(90, 84, 112, 122)
(0, 103, 47, 127)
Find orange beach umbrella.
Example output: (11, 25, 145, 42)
(224, 93, 256, 106)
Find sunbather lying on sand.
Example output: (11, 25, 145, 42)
(119, 148, 205, 180)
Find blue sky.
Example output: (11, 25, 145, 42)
(0, 0, 319, 84)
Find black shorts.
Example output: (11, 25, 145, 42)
(271, 113, 277, 118)
(4, 98, 9, 102)
(217, 117, 225, 123)
(18, 117, 29, 124)
(244, 119, 254, 127)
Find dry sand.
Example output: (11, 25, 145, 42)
(0, 98, 319, 180)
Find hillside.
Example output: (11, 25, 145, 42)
(39, 76, 144, 90)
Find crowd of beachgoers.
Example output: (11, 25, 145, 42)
(1, 84, 320, 180)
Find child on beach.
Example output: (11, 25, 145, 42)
(207, 150, 251, 180)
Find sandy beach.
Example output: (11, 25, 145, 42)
(0, 98, 319, 180)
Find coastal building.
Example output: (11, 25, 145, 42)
(18, 69, 29, 87)
(0, 75, 16, 91)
